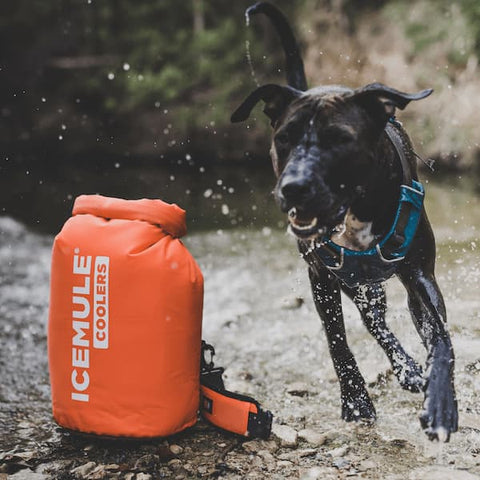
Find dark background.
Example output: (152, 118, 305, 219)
(2, 0, 480, 233)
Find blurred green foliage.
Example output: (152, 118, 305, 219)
(1, 0, 479, 163)
(1, 0, 304, 161)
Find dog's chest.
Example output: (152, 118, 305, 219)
(331, 211, 376, 251)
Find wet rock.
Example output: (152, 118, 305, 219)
(7, 470, 48, 480)
(169, 444, 183, 455)
(272, 424, 298, 448)
(70, 461, 97, 477)
(298, 428, 327, 446)
(136, 474, 152, 480)
(326, 446, 349, 458)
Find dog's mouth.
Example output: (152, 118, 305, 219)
(287, 206, 348, 240)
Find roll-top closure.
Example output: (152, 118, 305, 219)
(73, 195, 187, 238)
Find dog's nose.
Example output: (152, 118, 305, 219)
(278, 178, 313, 212)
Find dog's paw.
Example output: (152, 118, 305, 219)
(341, 390, 376, 423)
(393, 357, 424, 393)
(420, 363, 458, 442)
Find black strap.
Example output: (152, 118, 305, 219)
(385, 120, 413, 185)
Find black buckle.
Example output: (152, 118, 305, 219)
(248, 407, 273, 440)
(201, 341, 225, 390)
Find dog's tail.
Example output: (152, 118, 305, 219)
(246, 2, 308, 91)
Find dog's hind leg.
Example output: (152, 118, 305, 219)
(342, 283, 424, 393)
(308, 266, 376, 422)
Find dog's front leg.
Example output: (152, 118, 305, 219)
(400, 271, 458, 441)
(398, 252, 458, 441)
(308, 266, 376, 422)
(342, 283, 424, 393)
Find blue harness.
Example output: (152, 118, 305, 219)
(301, 122, 425, 288)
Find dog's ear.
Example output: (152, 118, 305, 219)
(231, 84, 302, 126)
(354, 82, 433, 121)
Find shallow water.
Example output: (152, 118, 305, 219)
(1, 174, 480, 478)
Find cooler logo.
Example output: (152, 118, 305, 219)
(71, 250, 110, 402)
(93, 256, 109, 349)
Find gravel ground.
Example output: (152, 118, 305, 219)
(1, 214, 480, 480)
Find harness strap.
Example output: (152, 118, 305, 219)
(385, 119, 413, 185)
(199, 341, 273, 439)
(382, 120, 423, 258)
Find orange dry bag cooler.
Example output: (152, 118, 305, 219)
(48, 195, 203, 437)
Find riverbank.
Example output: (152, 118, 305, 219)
(1, 194, 480, 478)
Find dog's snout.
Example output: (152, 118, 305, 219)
(278, 177, 313, 212)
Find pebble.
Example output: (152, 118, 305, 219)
(272, 424, 298, 448)
(326, 446, 349, 458)
(136, 474, 152, 480)
(298, 428, 327, 446)
(70, 461, 97, 477)
(169, 444, 183, 455)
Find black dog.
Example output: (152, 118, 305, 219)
(231, 2, 458, 442)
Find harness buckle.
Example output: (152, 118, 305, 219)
(201, 341, 216, 372)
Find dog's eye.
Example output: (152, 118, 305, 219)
(275, 132, 290, 148)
